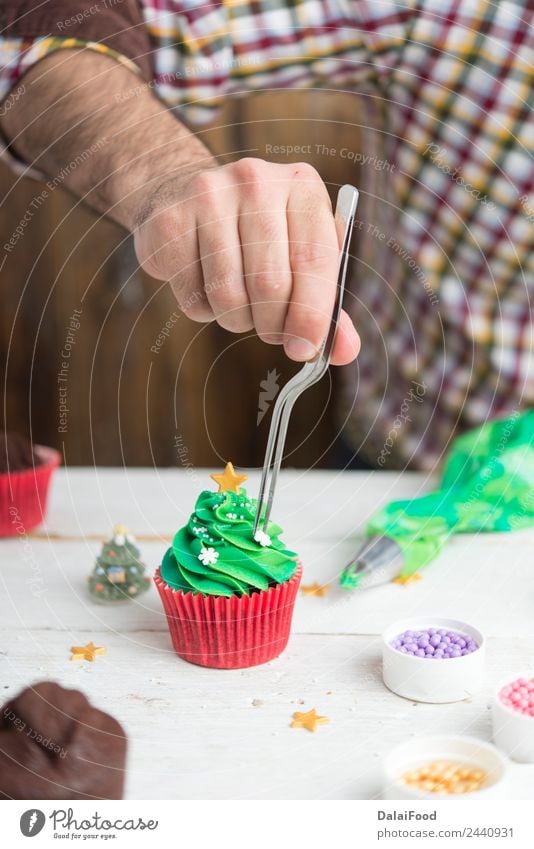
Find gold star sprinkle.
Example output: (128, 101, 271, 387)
(210, 462, 248, 494)
(70, 642, 107, 662)
(392, 573, 423, 586)
(290, 708, 330, 732)
(301, 582, 331, 597)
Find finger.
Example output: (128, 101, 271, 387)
(136, 196, 214, 323)
(166, 210, 215, 323)
(330, 309, 361, 365)
(284, 179, 339, 361)
(197, 210, 253, 333)
(238, 196, 291, 344)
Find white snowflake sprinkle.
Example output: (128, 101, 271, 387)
(114, 533, 125, 546)
(254, 530, 271, 547)
(198, 547, 219, 566)
(227, 512, 237, 520)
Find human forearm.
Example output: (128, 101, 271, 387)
(0, 49, 215, 229)
(1, 49, 361, 366)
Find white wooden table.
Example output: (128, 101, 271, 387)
(1, 467, 534, 799)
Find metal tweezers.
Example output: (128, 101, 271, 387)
(254, 184, 359, 535)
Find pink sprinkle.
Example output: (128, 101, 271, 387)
(499, 678, 534, 715)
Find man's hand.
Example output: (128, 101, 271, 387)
(134, 158, 359, 364)
(1, 50, 359, 365)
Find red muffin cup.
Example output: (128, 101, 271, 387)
(0, 445, 61, 536)
(154, 562, 302, 669)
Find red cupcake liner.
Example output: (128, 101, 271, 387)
(154, 562, 302, 669)
(0, 445, 61, 537)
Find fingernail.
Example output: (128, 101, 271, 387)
(286, 339, 317, 361)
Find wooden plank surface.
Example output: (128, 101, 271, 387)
(2, 631, 534, 800)
(1, 469, 533, 799)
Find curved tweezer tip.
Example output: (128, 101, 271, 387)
(253, 185, 360, 535)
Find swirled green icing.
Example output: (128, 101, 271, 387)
(161, 489, 298, 597)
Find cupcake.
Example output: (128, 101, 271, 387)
(155, 462, 301, 668)
(0, 432, 60, 536)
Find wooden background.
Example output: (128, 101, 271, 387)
(0, 91, 359, 468)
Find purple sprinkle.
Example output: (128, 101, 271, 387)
(391, 628, 479, 659)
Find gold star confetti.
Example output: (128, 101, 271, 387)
(290, 708, 330, 732)
(210, 462, 248, 494)
(301, 582, 331, 597)
(392, 573, 423, 586)
(70, 642, 107, 662)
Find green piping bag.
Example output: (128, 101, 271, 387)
(340, 410, 534, 590)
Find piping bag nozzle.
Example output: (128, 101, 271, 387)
(340, 535, 405, 590)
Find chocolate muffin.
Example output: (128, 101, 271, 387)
(0, 681, 127, 799)
(0, 433, 60, 536)
(0, 432, 39, 473)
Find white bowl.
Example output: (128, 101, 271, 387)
(492, 673, 534, 763)
(382, 735, 509, 800)
(382, 617, 485, 703)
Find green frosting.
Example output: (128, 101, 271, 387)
(161, 489, 298, 597)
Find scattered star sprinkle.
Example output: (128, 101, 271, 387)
(392, 573, 422, 586)
(254, 530, 271, 547)
(198, 547, 219, 566)
(70, 642, 107, 662)
(210, 462, 248, 494)
(290, 708, 330, 732)
(301, 582, 331, 597)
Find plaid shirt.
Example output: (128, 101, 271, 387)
(1, 1, 533, 470)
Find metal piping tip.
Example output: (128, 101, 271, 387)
(340, 535, 405, 590)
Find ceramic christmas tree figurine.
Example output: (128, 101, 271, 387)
(88, 525, 150, 603)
